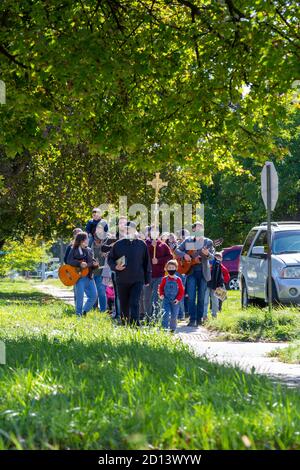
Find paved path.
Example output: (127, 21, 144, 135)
(176, 324, 300, 387)
(36, 283, 300, 388)
(36, 283, 75, 305)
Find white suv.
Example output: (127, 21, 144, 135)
(239, 222, 300, 307)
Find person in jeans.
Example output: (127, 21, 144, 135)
(64, 227, 83, 304)
(177, 271, 187, 321)
(67, 232, 98, 317)
(203, 253, 224, 320)
(108, 221, 151, 326)
(159, 260, 184, 332)
(176, 228, 190, 320)
(144, 234, 173, 323)
(204, 252, 230, 318)
(91, 220, 110, 313)
(175, 222, 214, 326)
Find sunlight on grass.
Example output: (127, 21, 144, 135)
(0, 279, 300, 450)
(269, 342, 300, 364)
(206, 291, 300, 341)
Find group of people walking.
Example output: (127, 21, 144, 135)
(64, 208, 230, 331)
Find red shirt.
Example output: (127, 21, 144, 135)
(159, 275, 185, 302)
(221, 264, 230, 284)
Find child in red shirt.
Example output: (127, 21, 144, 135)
(159, 260, 184, 332)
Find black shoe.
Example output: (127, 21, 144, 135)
(187, 321, 196, 327)
(82, 311, 87, 317)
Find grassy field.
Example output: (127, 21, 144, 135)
(0, 279, 300, 450)
(269, 342, 300, 364)
(39, 281, 300, 342)
(205, 291, 300, 342)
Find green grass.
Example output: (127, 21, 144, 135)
(205, 291, 300, 342)
(0, 279, 300, 450)
(269, 343, 300, 364)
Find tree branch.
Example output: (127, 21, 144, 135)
(0, 44, 30, 69)
(224, 0, 246, 21)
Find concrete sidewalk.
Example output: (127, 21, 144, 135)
(36, 283, 300, 388)
(176, 324, 300, 387)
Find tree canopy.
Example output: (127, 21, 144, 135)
(0, 0, 299, 241)
(1, 0, 299, 164)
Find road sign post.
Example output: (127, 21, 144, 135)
(266, 164, 273, 314)
(261, 162, 279, 314)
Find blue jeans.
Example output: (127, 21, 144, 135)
(204, 287, 219, 318)
(75, 277, 97, 316)
(94, 275, 107, 312)
(162, 298, 179, 330)
(186, 269, 207, 323)
(144, 277, 162, 320)
(177, 274, 186, 320)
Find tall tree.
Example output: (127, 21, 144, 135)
(202, 113, 300, 245)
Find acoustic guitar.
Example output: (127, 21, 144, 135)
(175, 238, 224, 275)
(58, 264, 89, 286)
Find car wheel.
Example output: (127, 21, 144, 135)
(47, 275, 53, 279)
(228, 275, 239, 290)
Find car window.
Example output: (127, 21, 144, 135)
(272, 230, 300, 254)
(250, 230, 268, 256)
(241, 230, 257, 256)
(223, 249, 241, 261)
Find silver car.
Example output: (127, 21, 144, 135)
(239, 222, 300, 307)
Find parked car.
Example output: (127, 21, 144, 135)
(45, 268, 59, 279)
(222, 245, 242, 290)
(239, 221, 300, 307)
(26, 270, 42, 279)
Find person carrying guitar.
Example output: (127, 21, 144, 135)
(175, 222, 215, 327)
(67, 232, 99, 317)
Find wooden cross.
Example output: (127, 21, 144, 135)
(147, 173, 168, 203)
(147, 173, 168, 248)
